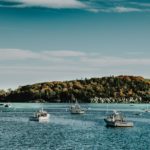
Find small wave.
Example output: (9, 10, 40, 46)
(127, 117, 150, 123)
(50, 115, 96, 129)
(0, 117, 29, 122)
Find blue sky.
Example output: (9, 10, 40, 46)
(0, 0, 150, 89)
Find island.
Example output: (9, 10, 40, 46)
(0, 75, 150, 103)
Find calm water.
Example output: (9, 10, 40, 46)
(0, 103, 150, 150)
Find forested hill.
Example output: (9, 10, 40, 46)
(0, 76, 150, 103)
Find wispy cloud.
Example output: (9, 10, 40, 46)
(112, 6, 141, 13)
(0, 49, 85, 60)
(0, 49, 39, 60)
(0, 49, 149, 89)
(81, 56, 150, 67)
(43, 50, 85, 57)
(0, 0, 150, 13)
(0, 48, 149, 66)
(1, 0, 86, 8)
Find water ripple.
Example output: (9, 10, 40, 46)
(1, 104, 150, 150)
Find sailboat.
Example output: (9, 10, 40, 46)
(69, 100, 85, 114)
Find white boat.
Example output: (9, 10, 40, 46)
(104, 110, 134, 127)
(30, 108, 50, 122)
(69, 100, 85, 114)
(4, 103, 11, 108)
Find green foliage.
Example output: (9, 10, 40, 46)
(0, 76, 150, 103)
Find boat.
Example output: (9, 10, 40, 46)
(4, 103, 11, 108)
(134, 112, 142, 116)
(30, 108, 50, 122)
(104, 110, 134, 127)
(144, 109, 150, 112)
(69, 100, 85, 114)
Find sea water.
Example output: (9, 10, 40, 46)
(0, 103, 150, 150)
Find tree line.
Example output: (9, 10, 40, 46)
(0, 75, 150, 103)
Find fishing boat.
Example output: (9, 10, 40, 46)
(4, 103, 11, 108)
(30, 108, 50, 122)
(104, 110, 134, 127)
(69, 100, 85, 114)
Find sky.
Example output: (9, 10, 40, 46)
(0, 0, 150, 89)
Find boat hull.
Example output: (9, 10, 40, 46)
(104, 119, 134, 127)
(144, 109, 150, 112)
(30, 114, 50, 122)
(4, 104, 11, 108)
(70, 110, 85, 114)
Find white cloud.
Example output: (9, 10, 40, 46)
(1, 0, 149, 13)
(3, 0, 86, 8)
(0, 49, 86, 60)
(113, 6, 141, 13)
(80, 56, 150, 67)
(43, 50, 85, 57)
(0, 48, 150, 66)
(0, 49, 39, 60)
(86, 6, 143, 13)
(0, 49, 150, 67)
(87, 8, 99, 13)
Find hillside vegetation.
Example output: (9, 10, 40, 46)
(0, 76, 150, 103)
